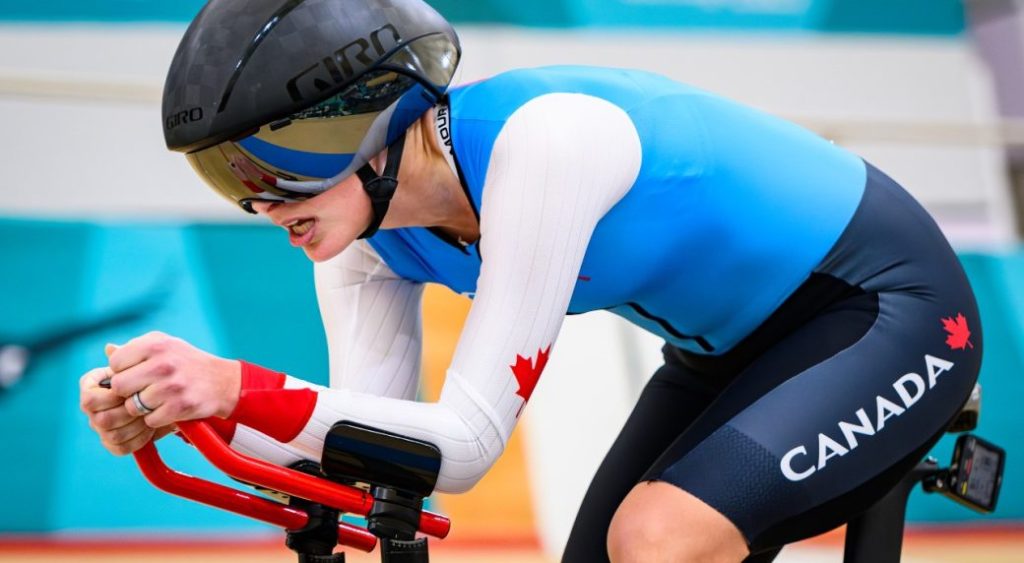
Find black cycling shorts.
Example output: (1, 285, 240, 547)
(563, 162, 982, 561)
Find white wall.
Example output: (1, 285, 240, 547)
(0, 26, 235, 220)
(0, 24, 1016, 557)
(462, 29, 1018, 248)
(0, 25, 1015, 240)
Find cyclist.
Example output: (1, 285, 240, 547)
(79, 0, 983, 561)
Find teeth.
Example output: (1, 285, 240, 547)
(290, 219, 313, 236)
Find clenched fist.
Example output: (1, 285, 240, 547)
(79, 365, 173, 456)
(80, 332, 242, 456)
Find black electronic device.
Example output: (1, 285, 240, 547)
(924, 434, 1005, 513)
(320, 421, 442, 498)
(321, 421, 443, 562)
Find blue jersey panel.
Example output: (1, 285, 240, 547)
(369, 66, 866, 354)
(368, 229, 481, 296)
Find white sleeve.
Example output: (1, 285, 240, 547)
(243, 94, 642, 493)
(314, 240, 424, 399)
(228, 241, 424, 465)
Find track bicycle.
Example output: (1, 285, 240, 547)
(118, 383, 1004, 563)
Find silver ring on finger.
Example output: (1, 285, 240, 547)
(132, 391, 155, 415)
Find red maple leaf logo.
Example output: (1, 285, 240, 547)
(941, 313, 973, 350)
(510, 345, 551, 417)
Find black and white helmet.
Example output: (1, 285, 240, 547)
(163, 0, 460, 225)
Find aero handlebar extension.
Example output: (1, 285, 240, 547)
(131, 419, 451, 552)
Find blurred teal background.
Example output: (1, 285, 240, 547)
(0, 219, 327, 533)
(1, 0, 1021, 551)
(0, 219, 1021, 531)
(0, 0, 965, 34)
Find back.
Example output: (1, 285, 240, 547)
(377, 66, 868, 354)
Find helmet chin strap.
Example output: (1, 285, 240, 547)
(355, 132, 406, 240)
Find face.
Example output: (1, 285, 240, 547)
(251, 173, 372, 263)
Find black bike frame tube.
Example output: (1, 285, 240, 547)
(843, 460, 938, 563)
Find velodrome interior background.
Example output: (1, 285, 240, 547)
(1, 1, 1022, 561)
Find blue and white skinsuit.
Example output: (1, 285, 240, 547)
(229, 66, 982, 558)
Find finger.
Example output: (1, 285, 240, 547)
(81, 388, 122, 413)
(121, 427, 156, 453)
(90, 404, 136, 431)
(122, 387, 161, 419)
(142, 404, 181, 430)
(104, 343, 119, 358)
(103, 417, 150, 446)
(141, 385, 198, 428)
(80, 374, 123, 413)
(109, 358, 171, 398)
(79, 367, 112, 391)
(108, 332, 169, 373)
(122, 393, 141, 418)
(105, 427, 155, 456)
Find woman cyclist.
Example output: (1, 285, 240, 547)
(79, 1, 983, 561)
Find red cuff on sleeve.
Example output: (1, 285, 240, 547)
(240, 361, 287, 392)
(228, 388, 319, 443)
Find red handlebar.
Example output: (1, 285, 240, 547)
(132, 420, 451, 553)
(134, 442, 378, 551)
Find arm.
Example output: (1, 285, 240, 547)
(101, 94, 643, 491)
(232, 240, 425, 465)
(229, 94, 642, 492)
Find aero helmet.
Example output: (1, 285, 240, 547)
(163, 0, 461, 237)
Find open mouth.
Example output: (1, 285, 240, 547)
(289, 218, 314, 236)
(286, 218, 317, 247)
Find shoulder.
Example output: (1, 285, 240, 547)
(447, 66, 683, 199)
(478, 94, 643, 221)
(492, 93, 641, 157)
(449, 65, 661, 121)
(449, 66, 655, 148)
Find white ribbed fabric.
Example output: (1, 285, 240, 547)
(315, 239, 425, 399)
(230, 94, 642, 493)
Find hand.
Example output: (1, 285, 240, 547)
(105, 332, 242, 429)
(79, 365, 174, 456)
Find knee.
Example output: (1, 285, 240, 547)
(606, 500, 677, 562)
(606, 482, 748, 563)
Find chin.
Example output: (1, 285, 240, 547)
(303, 240, 348, 263)
(303, 247, 335, 263)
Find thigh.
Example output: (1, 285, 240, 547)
(645, 285, 982, 552)
(562, 353, 727, 563)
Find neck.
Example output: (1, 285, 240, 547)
(379, 108, 479, 243)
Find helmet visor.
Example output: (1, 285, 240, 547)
(186, 69, 417, 212)
(186, 31, 459, 213)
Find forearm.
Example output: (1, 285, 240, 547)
(218, 362, 500, 493)
(216, 241, 432, 478)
